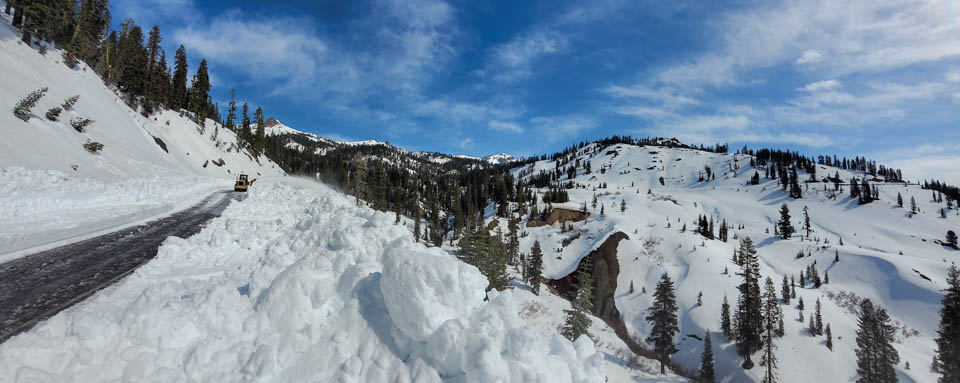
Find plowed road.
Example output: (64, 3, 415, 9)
(0, 190, 245, 343)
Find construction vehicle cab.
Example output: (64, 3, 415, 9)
(234, 174, 253, 192)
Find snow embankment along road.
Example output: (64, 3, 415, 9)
(0, 190, 245, 343)
(0, 178, 606, 383)
(0, 167, 232, 261)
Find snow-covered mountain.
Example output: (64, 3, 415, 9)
(483, 153, 517, 165)
(502, 142, 957, 382)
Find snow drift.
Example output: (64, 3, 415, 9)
(0, 179, 605, 383)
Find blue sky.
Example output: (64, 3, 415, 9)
(114, 0, 960, 183)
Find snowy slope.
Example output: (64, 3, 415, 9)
(510, 143, 958, 382)
(0, 14, 285, 256)
(0, 178, 606, 383)
(0, 15, 283, 182)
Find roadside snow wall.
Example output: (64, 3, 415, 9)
(0, 178, 604, 383)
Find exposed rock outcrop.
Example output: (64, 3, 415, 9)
(548, 231, 628, 322)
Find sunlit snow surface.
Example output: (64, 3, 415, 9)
(0, 179, 606, 383)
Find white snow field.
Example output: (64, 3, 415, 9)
(509, 143, 959, 382)
(0, 178, 608, 383)
(0, 14, 284, 257)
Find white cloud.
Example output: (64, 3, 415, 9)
(458, 137, 474, 149)
(799, 80, 840, 92)
(487, 30, 568, 82)
(652, 0, 960, 89)
(602, 84, 699, 108)
(412, 100, 520, 123)
(947, 71, 960, 82)
(174, 0, 458, 106)
(610, 106, 676, 120)
(795, 49, 824, 65)
(530, 115, 598, 142)
(488, 121, 524, 133)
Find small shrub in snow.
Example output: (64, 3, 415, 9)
(70, 117, 94, 132)
(62, 95, 79, 110)
(83, 140, 104, 153)
(12, 87, 49, 121)
(46, 107, 62, 121)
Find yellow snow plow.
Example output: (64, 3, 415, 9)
(234, 174, 255, 192)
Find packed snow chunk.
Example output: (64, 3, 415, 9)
(422, 290, 605, 383)
(380, 247, 486, 341)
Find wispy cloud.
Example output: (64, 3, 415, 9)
(530, 115, 598, 142)
(795, 49, 824, 65)
(488, 121, 524, 133)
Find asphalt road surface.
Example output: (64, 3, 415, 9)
(0, 190, 245, 343)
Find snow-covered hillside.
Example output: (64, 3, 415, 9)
(509, 143, 958, 382)
(0, 15, 283, 182)
(0, 13, 285, 256)
(0, 178, 608, 383)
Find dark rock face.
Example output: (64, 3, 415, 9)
(549, 231, 628, 322)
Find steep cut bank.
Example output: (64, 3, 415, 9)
(549, 232, 629, 323)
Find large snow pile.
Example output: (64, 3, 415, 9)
(0, 15, 284, 182)
(0, 178, 605, 383)
(0, 167, 225, 258)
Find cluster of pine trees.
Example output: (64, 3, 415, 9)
(3, 1, 263, 142)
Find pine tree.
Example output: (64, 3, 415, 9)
(721, 295, 732, 338)
(12, 87, 49, 121)
(897, 193, 904, 208)
(934, 265, 960, 382)
(781, 275, 791, 304)
(75, 0, 109, 63)
(803, 206, 811, 238)
(190, 59, 211, 122)
(911, 196, 918, 215)
(413, 208, 421, 243)
(790, 276, 796, 298)
(777, 203, 794, 239)
(815, 298, 824, 335)
(562, 256, 594, 341)
(826, 323, 834, 351)
(855, 299, 900, 383)
(947, 231, 958, 249)
(482, 229, 511, 291)
(254, 106, 265, 152)
(600, 204, 605, 217)
(735, 237, 763, 369)
(700, 330, 716, 383)
(620, 198, 626, 212)
(646, 272, 680, 374)
(240, 103, 250, 146)
(528, 240, 543, 295)
(171, 45, 189, 109)
(760, 277, 780, 383)
(808, 313, 817, 336)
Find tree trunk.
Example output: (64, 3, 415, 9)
(660, 360, 665, 374)
(21, 29, 31, 46)
(12, 4, 23, 27)
(5, 3, 11, 15)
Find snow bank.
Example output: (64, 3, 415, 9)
(0, 167, 226, 258)
(0, 178, 605, 383)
